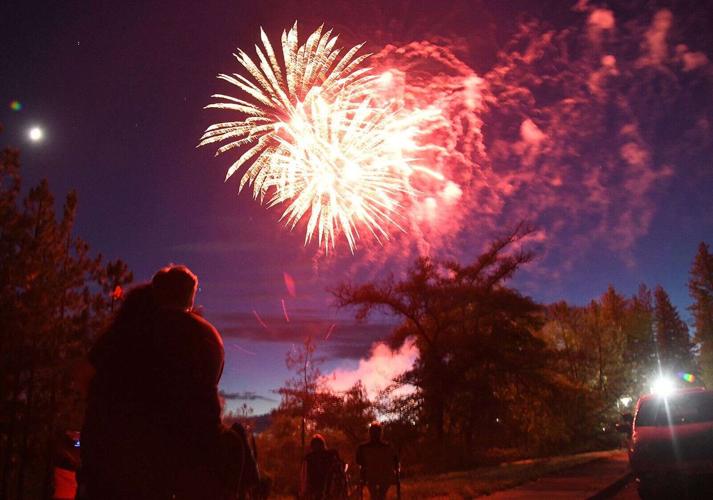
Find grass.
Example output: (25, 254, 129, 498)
(398, 449, 623, 499)
(268, 449, 624, 499)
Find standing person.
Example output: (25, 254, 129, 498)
(226, 422, 260, 500)
(79, 265, 226, 499)
(77, 283, 160, 499)
(301, 434, 345, 500)
(356, 423, 399, 500)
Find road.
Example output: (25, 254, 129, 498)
(486, 452, 630, 499)
(608, 478, 638, 499)
(609, 476, 713, 499)
(483, 451, 713, 499)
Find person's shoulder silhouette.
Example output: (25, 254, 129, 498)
(88, 283, 156, 373)
(150, 266, 224, 387)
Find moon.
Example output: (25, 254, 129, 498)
(28, 126, 44, 142)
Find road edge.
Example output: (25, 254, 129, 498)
(587, 470, 634, 499)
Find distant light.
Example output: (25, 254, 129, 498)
(619, 396, 632, 407)
(651, 376, 675, 397)
(9, 100, 22, 111)
(28, 127, 44, 142)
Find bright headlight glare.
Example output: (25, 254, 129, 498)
(651, 376, 675, 397)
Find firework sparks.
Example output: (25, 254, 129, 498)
(252, 309, 269, 330)
(281, 298, 290, 323)
(200, 23, 437, 252)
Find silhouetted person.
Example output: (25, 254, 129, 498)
(301, 434, 344, 500)
(356, 423, 399, 500)
(78, 283, 159, 499)
(79, 265, 226, 499)
(226, 422, 260, 500)
(52, 430, 80, 500)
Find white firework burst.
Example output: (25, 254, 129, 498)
(200, 23, 429, 252)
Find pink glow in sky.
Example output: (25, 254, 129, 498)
(322, 340, 418, 399)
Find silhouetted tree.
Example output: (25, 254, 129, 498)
(541, 302, 603, 443)
(623, 285, 657, 395)
(313, 381, 375, 445)
(333, 225, 577, 462)
(0, 136, 132, 499)
(222, 403, 255, 431)
(689, 242, 713, 387)
(654, 285, 694, 374)
(531, 284, 661, 446)
(277, 336, 325, 455)
(262, 343, 375, 495)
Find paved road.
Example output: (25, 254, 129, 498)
(486, 452, 630, 499)
(609, 476, 713, 499)
(608, 478, 638, 499)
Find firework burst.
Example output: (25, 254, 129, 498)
(200, 23, 433, 252)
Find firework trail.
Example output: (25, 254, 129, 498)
(252, 309, 269, 330)
(281, 298, 290, 322)
(201, 23, 438, 252)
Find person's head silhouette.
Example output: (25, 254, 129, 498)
(152, 265, 198, 311)
(310, 434, 326, 452)
(369, 422, 383, 443)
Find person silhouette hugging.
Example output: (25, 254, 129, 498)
(80, 265, 226, 500)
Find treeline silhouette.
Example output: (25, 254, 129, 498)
(236, 229, 712, 496)
(0, 137, 133, 498)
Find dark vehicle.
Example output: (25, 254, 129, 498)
(626, 388, 713, 497)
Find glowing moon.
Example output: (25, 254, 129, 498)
(28, 126, 44, 142)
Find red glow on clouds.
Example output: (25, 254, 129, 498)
(360, 41, 490, 259)
(314, 5, 703, 285)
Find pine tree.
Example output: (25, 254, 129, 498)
(654, 286, 694, 374)
(624, 285, 657, 394)
(0, 133, 133, 499)
(688, 242, 713, 387)
(598, 286, 628, 397)
(543, 301, 588, 385)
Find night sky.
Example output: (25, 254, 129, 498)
(2, 0, 712, 414)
